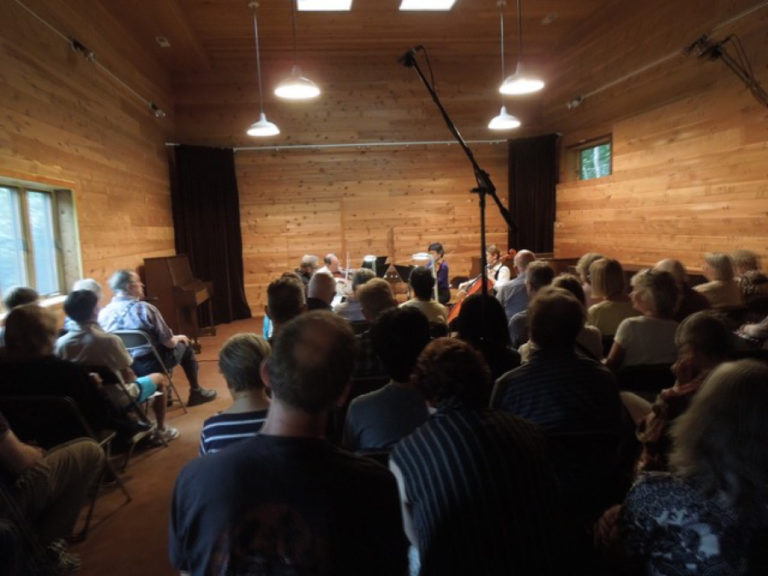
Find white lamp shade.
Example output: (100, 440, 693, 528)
(488, 106, 521, 130)
(247, 112, 280, 137)
(499, 64, 545, 95)
(274, 65, 321, 100)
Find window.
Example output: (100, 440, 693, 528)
(578, 141, 612, 181)
(0, 181, 79, 298)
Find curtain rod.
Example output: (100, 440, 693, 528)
(165, 139, 509, 151)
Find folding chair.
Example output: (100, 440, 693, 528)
(0, 395, 132, 541)
(83, 365, 168, 470)
(112, 330, 188, 414)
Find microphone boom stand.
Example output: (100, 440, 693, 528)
(401, 49, 517, 303)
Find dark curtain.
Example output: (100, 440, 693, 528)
(169, 145, 251, 325)
(507, 134, 558, 253)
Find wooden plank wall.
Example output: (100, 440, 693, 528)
(553, 10, 768, 272)
(0, 0, 175, 291)
(236, 144, 508, 312)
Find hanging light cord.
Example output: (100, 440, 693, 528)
(515, 0, 522, 68)
(498, 1, 506, 82)
(249, 2, 266, 114)
(291, 0, 298, 61)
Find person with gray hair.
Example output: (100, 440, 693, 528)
(98, 269, 216, 406)
(694, 252, 742, 308)
(600, 360, 768, 575)
(575, 252, 605, 307)
(170, 311, 407, 575)
(496, 249, 537, 320)
(294, 254, 319, 288)
(333, 267, 375, 322)
(199, 334, 271, 455)
(604, 269, 679, 371)
(307, 271, 338, 311)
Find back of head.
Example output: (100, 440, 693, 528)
(352, 268, 375, 292)
(308, 272, 337, 305)
(576, 252, 604, 284)
(456, 293, 511, 348)
(526, 261, 555, 293)
(704, 252, 735, 282)
(591, 258, 626, 299)
(372, 307, 431, 382)
(412, 337, 491, 410)
(267, 276, 306, 324)
(631, 268, 679, 319)
(552, 273, 587, 307)
(529, 287, 585, 350)
(4, 304, 58, 358)
(108, 269, 134, 294)
(64, 290, 99, 324)
(514, 249, 536, 273)
(670, 359, 768, 512)
(266, 311, 357, 413)
(409, 266, 435, 300)
(654, 259, 688, 289)
(300, 254, 319, 271)
(675, 311, 731, 361)
(2, 286, 39, 311)
(219, 333, 271, 393)
(357, 278, 396, 321)
(731, 249, 760, 274)
(72, 278, 103, 300)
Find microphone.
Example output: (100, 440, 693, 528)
(398, 45, 423, 68)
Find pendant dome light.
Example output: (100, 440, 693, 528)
(499, 0, 544, 96)
(246, 2, 279, 137)
(489, 1, 521, 130)
(274, 1, 321, 100)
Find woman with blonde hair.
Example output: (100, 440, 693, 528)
(575, 252, 604, 307)
(694, 252, 742, 308)
(588, 259, 639, 337)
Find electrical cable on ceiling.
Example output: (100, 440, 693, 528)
(14, 0, 167, 119)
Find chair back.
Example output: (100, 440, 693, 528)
(113, 330, 171, 374)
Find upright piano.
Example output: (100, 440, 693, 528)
(143, 255, 215, 349)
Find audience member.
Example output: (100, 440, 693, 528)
(543, 273, 602, 360)
(199, 334, 270, 455)
(265, 275, 306, 339)
(653, 258, 710, 321)
(99, 270, 216, 406)
(694, 252, 742, 308)
(454, 293, 521, 381)
(496, 249, 536, 320)
(343, 307, 429, 452)
(0, 411, 103, 573)
(353, 278, 398, 378)
(170, 311, 407, 575)
(56, 290, 178, 442)
(575, 252, 605, 307)
(508, 261, 554, 348)
(400, 266, 448, 325)
(0, 286, 39, 349)
(295, 254, 319, 287)
(588, 258, 639, 336)
(622, 312, 731, 475)
(63, 279, 103, 332)
(605, 269, 679, 371)
(598, 360, 768, 575)
(307, 270, 338, 311)
(391, 338, 567, 576)
(731, 249, 761, 278)
(333, 268, 375, 322)
(492, 287, 621, 436)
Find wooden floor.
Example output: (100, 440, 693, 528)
(72, 317, 261, 575)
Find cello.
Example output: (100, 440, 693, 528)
(447, 273, 495, 326)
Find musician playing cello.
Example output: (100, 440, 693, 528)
(457, 244, 511, 295)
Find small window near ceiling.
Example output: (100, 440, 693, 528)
(578, 140, 612, 180)
(0, 180, 80, 302)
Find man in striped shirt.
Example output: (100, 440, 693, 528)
(390, 338, 567, 576)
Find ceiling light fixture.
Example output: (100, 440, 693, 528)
(399, 0, 456, 11)
(274, 1, 320, 100)
(489, 1, 520, 131)
(499, 0, 544, 95)
(246, 2, 279, 137)
(297, 0, 352, 11)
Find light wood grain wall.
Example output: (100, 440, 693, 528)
(236, 144, 509, 313)
(553, 11, 768, 273)
(0, 0, 175, 292)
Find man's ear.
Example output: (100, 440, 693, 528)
(260, 360, 272, 392)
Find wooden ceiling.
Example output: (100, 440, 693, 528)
(97, 0, 766, 143)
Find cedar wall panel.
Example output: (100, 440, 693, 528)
(236, 145, 508, 312)
(0, 0, 175, 289)
(554, 10, 768, 272)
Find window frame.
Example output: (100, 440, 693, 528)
(568, 135, 613, 182)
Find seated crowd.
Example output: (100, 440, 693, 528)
(2, 247, 768, 575)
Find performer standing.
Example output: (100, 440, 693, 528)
(428, 242, 451, 305)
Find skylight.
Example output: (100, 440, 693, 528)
(297, 0, 353, 11)
(399, 0, 457, 10)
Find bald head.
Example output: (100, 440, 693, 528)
(308, 272, 337, 306)
(513, 250, 536, 273)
